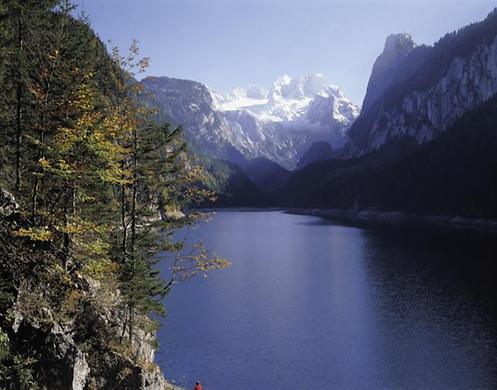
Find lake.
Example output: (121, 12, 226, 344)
(156, 211, 497, 390)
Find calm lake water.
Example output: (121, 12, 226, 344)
(157, 211, 497, 390)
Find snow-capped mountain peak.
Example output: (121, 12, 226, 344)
(205, 74, 360, 168)
(211, 74, 358, 125)
(145, 74, 359, 169)
(272, 73, 330, 100)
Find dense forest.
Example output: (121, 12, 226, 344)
(0, 1, 226, 388)
(284, 94, 497, 219)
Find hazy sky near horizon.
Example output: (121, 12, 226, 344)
(78, 0, 496, 104)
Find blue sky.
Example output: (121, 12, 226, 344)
(77, 0, 496, 105)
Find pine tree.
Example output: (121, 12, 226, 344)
(0, 2, 228, 384)
(0, 0, 59, 193)
(109, 43, 228, 339)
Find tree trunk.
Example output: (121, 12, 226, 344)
(121, 172, 127, 262)
(31, 127, 44, 220)
(130, 127, 137, 263)
(15, 15, 23, 192)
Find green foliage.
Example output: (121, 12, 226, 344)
(0, 0, 227, 386)
(0, 328, 9, 361)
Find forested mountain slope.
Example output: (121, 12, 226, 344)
(288, 93, 497, 219)
(0, 2, 225, 388)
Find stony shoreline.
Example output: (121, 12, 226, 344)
(287, 208, 497, 233)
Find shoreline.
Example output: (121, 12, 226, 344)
(286, 208, 497, 233)
(196, 206, 497, 233)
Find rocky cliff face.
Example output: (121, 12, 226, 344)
(366, 36, 497, 151)
(287, 93, 497, 219)
(346, 8, 497, 157)
(0, 189, 18, 216)
(361, 33, 416, 113)
(0, 190, 181, 390)
(8, 274, 180, 390)
(141, 76, 249, 166)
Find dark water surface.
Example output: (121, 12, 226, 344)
(157, 211, 497, 390)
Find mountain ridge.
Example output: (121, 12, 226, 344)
(345, 8, 497, 157)
(141, 74, 359, 169)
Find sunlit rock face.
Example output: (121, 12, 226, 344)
(211, 74, 359, 169)
(368, 37, 497, 151)
(140, 76, 248, 165)
(362, 33, 416, 114)
(346, 10, 497, 157)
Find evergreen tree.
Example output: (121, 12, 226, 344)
(0, 1, 228, 386)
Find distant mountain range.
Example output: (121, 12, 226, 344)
(142, 8, 497, 221)
(141, 74, 358, 169)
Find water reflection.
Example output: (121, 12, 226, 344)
(157, 212, 497, 389)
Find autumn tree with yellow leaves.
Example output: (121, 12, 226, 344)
(0, 1, 227, 387)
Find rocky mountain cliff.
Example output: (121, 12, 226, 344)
(215, 9, 497, 220)
(345, 8, 497, 157)
(141, 76, 249, 167)
(361, 33, 416, 113)
(0, 190, 182, 390)
(142, 74, 359, 169)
